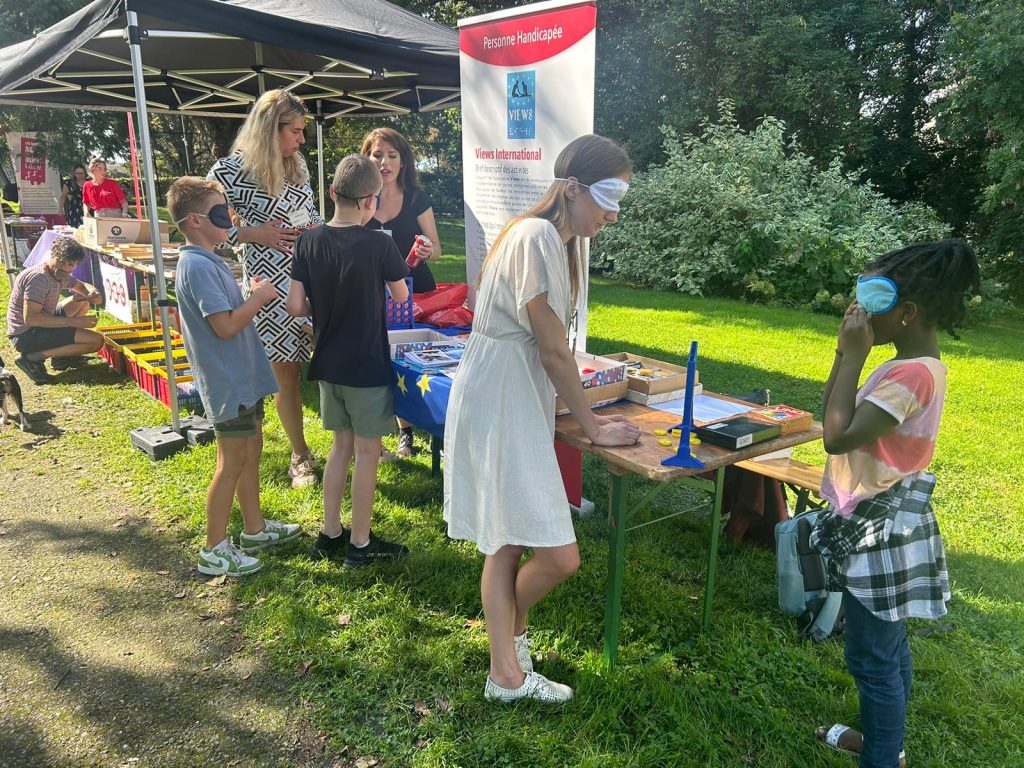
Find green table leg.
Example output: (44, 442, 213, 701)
(701, 467, 726, 630)
(431, 434, 441, 477)
(603, 472, 630, 670)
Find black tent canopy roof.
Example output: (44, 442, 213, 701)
(0, 0, 461, 118)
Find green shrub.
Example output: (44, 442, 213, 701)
(591, 104, 950, 312)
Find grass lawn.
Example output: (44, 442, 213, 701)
(3, 219, 1022, 767)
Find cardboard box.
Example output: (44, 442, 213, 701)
(555, 352, 629, 415)
(748, 404, 813, 435)
(389, 328, 456, 361)
(605, 352, 698, 395)
(79, 216, 170, 247)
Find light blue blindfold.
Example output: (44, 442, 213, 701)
(855, 276, 899, 314)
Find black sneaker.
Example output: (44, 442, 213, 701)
(50, 355, 89, 371)
(343, 531, 409, 569)
(397, 428, 415, 457)
(310, 527, 351, 562)
(15, 356, 54, 385)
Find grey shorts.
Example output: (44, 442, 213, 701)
(319, 382, 394, 437)
(213, 399, 265, 439)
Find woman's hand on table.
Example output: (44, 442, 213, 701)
(244, 218, 300, 253)
(588, 416, 641, 447)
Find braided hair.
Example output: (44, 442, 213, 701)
(865, 239, 980, 339)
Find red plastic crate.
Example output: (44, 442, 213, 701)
(135, 349, 188, 396)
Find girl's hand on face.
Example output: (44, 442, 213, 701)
(838, 303, 874, 358)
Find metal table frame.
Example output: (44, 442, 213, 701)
(554, 400, 823, 670)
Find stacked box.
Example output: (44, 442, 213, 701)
(555, 352, 629, 415)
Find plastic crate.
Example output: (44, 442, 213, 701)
(96, 323, 160, 372)
(134, 349, 189, 397)
(124, 339, 184, 385)
(97, 323, 181, 374)
(153, 364, 203, 411)
(385, 276, 415, 330)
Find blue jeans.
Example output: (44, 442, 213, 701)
(843, 590, 911, 768)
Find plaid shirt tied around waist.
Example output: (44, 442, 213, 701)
(809, 472, 950, 622)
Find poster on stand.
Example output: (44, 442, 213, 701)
(459, 0, 596, 348)
(99, 258, 134, 324)
(5, 132, 62, 215)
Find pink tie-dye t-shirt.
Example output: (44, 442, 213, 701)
(822, 357, 947, 516)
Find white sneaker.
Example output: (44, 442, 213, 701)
(483, 672, 573, 703)
(514, 630, 533, 673)
(197, 540, 262, 577)
(238, 519, 302, 552)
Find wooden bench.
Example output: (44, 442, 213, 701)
(736, 457, 825, 514)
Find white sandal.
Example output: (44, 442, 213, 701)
(817, 724, 907, 764)
(819, 724, 860, 757)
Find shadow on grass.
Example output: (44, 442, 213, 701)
(0, 623, 292, 768)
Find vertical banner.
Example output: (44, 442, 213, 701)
(459, 0, 596, 348)
(5, 132, 62, 215)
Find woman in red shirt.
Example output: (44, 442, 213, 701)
(82, 158, 128, 218)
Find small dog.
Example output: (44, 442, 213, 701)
(0, 360, 28, 431)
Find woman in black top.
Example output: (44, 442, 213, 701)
(360, 127, 444, 456)
(59, 164, 87, 227)
(360, 128, 443, 293)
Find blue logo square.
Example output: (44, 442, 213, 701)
(507, 71, 536, 140)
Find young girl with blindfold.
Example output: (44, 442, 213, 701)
(811, 240, 980, 767)
(444, 134, 641, 703)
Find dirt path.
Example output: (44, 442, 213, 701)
(0, 347, 330, 767)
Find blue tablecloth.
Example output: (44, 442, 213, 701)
(391, 359, 452, 439)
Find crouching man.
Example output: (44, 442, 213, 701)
(6, 237, 104, 384)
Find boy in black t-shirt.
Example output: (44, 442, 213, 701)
(286, 155, 410, 568)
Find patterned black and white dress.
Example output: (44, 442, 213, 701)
(208, 153, 323, 362)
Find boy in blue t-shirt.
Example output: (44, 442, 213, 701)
(286, 155, 409, 568)
(169, 176, 302, 576)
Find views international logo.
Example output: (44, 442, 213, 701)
(507, 71, 535, 140)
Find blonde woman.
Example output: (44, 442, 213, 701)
(208, 89, 323, 488)
(444, 135, 641, 703)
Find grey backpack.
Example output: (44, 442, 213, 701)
(775, 510, 844, 642)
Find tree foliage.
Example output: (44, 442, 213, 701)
(591, 106, 949, 311)
(935, 0, 1024, 301)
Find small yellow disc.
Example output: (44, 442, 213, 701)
(689, 436, 701, 446)
(669, 428, 682, 437)
(653, 429, 667, 436)
(658, 438, 673, 447)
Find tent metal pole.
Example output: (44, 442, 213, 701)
(0, 202, 15, 288)
(316, 103, 325, 218)
(126, 8, 180, 433)
(255, 43, 266, 94)
(181, 115, 192, 174)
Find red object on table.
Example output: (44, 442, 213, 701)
(412, 282, 468, 320)
(555, 440, 583, 508)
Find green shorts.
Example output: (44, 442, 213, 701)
(213, 399, 265, 439)
(319, 382, 395, 437)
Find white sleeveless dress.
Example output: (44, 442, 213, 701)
(443, 218, 575, 555)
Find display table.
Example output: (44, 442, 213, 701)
(553, 400, 823, 670)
